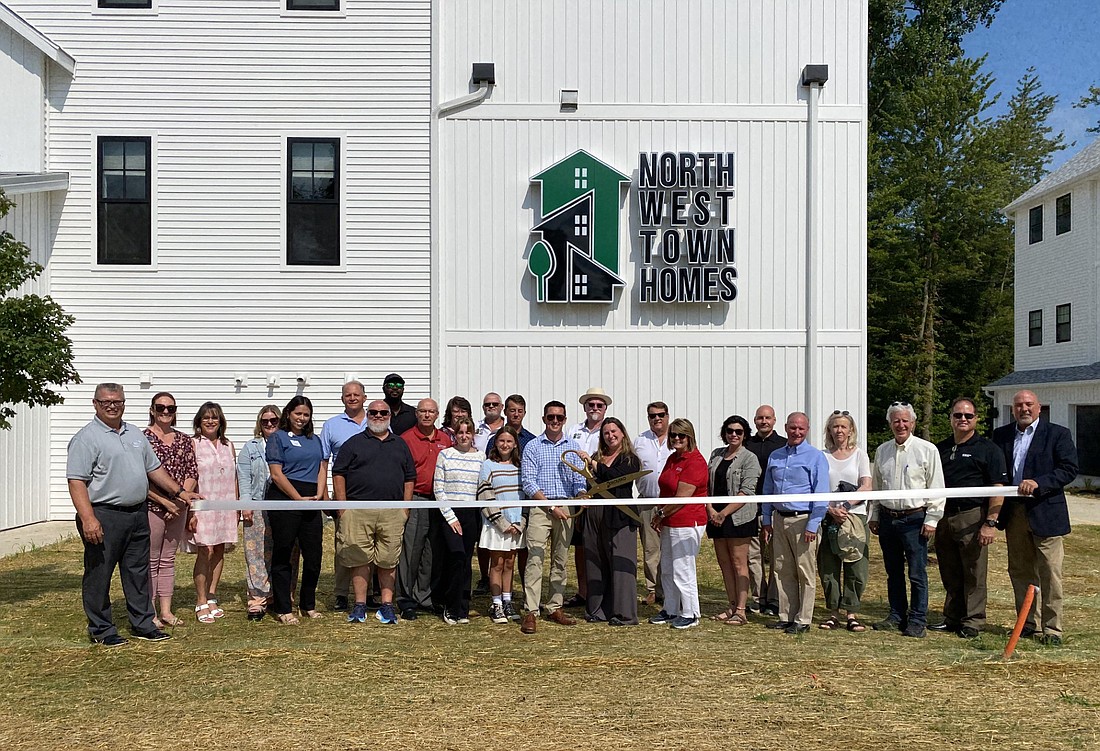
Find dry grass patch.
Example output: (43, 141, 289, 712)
(1, 525, 1098, 750)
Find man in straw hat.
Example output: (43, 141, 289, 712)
(563, 387, 613, 608)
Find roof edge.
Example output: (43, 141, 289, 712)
(0, 172, 70, 194)
(0, 2, 76, 74)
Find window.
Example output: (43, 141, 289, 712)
(1077, 406, 1100, 476)
(1056, 193, 1071, 235)
(1028, 205, 1043, 244)
(1056, 303, 1071, 343)
(97, 136, 151, 265)
(98, 0, 152, 7)
(287, 0, 339, 9)
(287, 138, 340, 266)
(1028, 309, 1042, 347)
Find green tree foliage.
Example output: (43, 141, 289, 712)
(868, 0, 1063, 444)
(0, 189, 80, 430)
(1073, 84, 1100, 134)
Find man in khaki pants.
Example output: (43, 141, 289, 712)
(760, 413, 830, 634)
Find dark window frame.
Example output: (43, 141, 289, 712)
(1028, 309, 1043, 347)
(1056, 303, 1071, 343)
(1028, 205, 1043, 244)
(97, 0, 153, 8)
(286, 137, 341, 267)
(286, 0, 340, 10)
(1056, 193, 1071, 235)
(97, 136, 152, 266)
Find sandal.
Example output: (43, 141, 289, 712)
(725, 609, 748, 626)
(299, 609, 323, 620)
(160, 613, 184, 627)
(195, 604, 216, 624)
(207, 599, 225, 619)
(712, 605, 736, 622)
(819, 616, 841, 630)
(847, 618, 867, 632)
(276, 613, 300, 626)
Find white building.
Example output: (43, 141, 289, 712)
(0, 0, 867, 527)
(989, 137, 1100, 482)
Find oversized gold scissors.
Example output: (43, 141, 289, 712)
(560, 449, 651, 523)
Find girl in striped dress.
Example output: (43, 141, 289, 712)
(477, 425, 527, 623)
(433, 416, 486, 624)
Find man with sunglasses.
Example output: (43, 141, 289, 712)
(633, 400, 673, 607)
(519, 401, 587, 633)
(67, 383, 202, 646)
(382, 373, 417, 435)
(319, 381, 370, 611)
(474, 392, 506, 452)
(746, 404, 785, 615)
(930, 398, 1007, 638)
(869, 401, 946, 638)
(563, 388, 612, 607)
(992, 390, 1078, 646)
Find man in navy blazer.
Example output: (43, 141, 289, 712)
(992, 390, 1078, 645)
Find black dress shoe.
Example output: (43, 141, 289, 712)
(766, 620, 794, 630)
(401, 608, 418, 621)
(784, 623, 810, 634)
(93, 634, 129, 647)
(131, 628, 171, 642)
(1020, 626, 1037, 638)
(928, 621, 957, 633)
(957, 626, 979, 638)
(333, 596, 349, 612)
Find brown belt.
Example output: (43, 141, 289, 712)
(881, 506, 925, 518)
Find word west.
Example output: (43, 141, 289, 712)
(637, 151, 738, 304)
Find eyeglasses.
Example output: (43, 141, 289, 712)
(952, 412, 976, 420)
(724, 427, 744, 435)
(669, 432, 688, 441)
(95, 399, 125, 408)
(483, 402, 501, 408)
(368, 409, 391, 417)
(260, 418, 279, 427)
(648, 412, 667, 419)
(384, 382, 404, 389)
(545, 414, 566, 423)
(153, 404, 177, 414)
(832, 410, 850, 416)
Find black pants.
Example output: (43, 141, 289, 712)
(77, 504, 156, 640)
(433, 508, 480, 618)
(267, 480, 323, 614)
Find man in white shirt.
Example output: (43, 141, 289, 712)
(633, 400, 673, 606)
(563, 387, 612, 607)
(869, 401, 946, 638)
(474, 392, 505, 452)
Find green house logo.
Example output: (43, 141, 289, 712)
(527, 150, 630, 304)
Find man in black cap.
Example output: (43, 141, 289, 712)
(382, 373, 417, 435)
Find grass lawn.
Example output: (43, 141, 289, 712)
(1, 524, 1098, 751)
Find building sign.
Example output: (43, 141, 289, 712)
(526, 150, 737, 305)
(527, 150, 629, 304)
(637, 151, 737, 303)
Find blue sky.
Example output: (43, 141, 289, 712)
(964, 0, 1100, 170)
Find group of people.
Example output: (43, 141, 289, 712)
(67, 376, 1078, 647)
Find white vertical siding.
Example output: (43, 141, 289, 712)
(0, 191, 54, 529)
(8, 0, 432, 519)
(435, 0, 867, 449)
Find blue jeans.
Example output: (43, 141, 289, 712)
(877, 511, 928, 627)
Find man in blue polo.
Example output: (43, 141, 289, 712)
(320, 380, 369, 611)
(67, 382, 202, 646)
(760, 412, 830, 634)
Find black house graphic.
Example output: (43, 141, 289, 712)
(531, 192, 625, 303)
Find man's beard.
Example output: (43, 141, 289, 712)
(369, 421, 390, 435)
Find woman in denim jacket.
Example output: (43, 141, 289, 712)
(236, 404, 284, 620)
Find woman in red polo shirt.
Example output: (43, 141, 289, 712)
(649, 417, 709, 629)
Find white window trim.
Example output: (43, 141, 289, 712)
(280, 132, 347, 272)
(91, 0, 158, 16)
(281, 0, 347, 19)
(91, 131, 158, 271)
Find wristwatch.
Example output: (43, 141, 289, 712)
(983, 518, 998, 528)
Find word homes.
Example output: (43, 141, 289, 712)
(637, 151, 738, 304)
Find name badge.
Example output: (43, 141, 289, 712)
(290, 439, 302, 447)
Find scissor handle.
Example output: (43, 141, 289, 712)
(560, 449, 594, 480)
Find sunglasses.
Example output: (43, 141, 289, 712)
(545, 414, 567, 423)
(153, 404, 177, 414)
(832, 410, 850, 416)
(952, 412, 976, 420)
(648, 412, 667, 419)
(724, 427, 744, 435)
(260, 418, 279, 427)
(669, 432, 688, 441)
(384, 382, 404, 389)
(368, 409, 391, 417)
(586, 402, 607, 409)
(890, 401, 911, 407)
(95, 399, 125, 408)
(483, 402, 501, 408)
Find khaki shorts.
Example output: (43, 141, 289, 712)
(335, 508, 407, 570)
